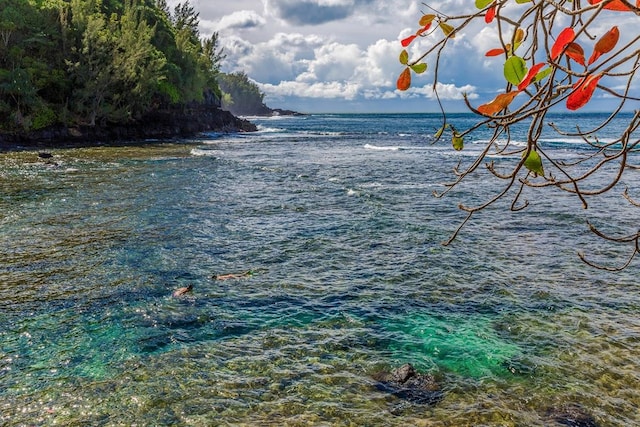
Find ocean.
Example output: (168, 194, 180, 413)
(1, 113, 638, 425)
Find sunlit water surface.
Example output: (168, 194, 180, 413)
(1, 113, 639, 426)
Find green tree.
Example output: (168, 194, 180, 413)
(217, 71, 270, 116)
(172, 1, 199, 43)
(0, 68, 37, 128)
(108, 0, 166, 120)
(202, 32, 225, 76)
(168, 1, 210, 103)
(68, 0, 166, 124)
(397, 0, 639, 269)
(0, 1, 24, 53)
(202, 32, 225, 101)
(0, 0, 229, 131)
(67, 5, 114, 125)
(0, 0, 66, 130)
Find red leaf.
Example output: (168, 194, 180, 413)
(517, 63, 546, 91)
(565, 43, 585, 66)
(551, 27, 575, 61)
(587, 0, 639, 11)
(401, 35, 417, 47)
(485, 3, 497, 23)
(485, 48, 506, 57)
(416, 23, 432, 36)
(477, 91, 521, 116)
(588, 26, 620, 65)
(566, 73, 602, 110)
(397, 68, 412, 91)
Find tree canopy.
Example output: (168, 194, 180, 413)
(397, 0, 639, 269)
(217, 71, 272, 116)
(0, 0, 225, 131)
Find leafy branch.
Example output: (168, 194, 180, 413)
(396, 0, 640, 269)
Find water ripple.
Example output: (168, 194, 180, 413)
(1, 116, 639, 425)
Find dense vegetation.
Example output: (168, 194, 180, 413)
(0, 0, 224, 132)
(217, 72, 271, 116)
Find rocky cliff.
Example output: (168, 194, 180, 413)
(0, 107, 256, 151)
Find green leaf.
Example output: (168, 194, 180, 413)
(533, 67, 552, 84)
(452, 134, 464, 151)
(439, 22, 455, 38)
(504, 56, 527, 86)
(410, 63, 427, 74)
(434, 123, 450, 140)
(475, 0, 494, 8)
(523, 149, 544, 176)
(399, 49, 409, 65)
(515, 0, 532, 3)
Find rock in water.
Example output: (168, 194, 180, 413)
(546, 404, 600, 427)
(372, 363, 443, 406)
(172, 284, 193, 297)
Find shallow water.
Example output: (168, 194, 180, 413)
(1, 114, 639, 426)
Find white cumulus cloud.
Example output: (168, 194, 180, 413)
(214, 10, 266, 31)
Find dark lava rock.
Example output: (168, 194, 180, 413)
(270, 108, 305, 116)
(546, 404, 600, 427)
(372, 363, 443, 406)
(0, 106, 257, 151)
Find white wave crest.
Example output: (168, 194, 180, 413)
(257, 125, 287, 133)
(191, 148, 222, 157)
(364, 144, 399, 151)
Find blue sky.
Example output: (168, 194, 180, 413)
(173, 0, 638, 113)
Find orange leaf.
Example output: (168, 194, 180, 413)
(477, 91, 521, 116)
(514, 28, 525, 45)
(485, 3, 497, 23)
(401, 35, 417, 47)
(565, 43, 585, 66)
(566, 73, 602, 110)
(485, 48, 506, 57)
(587, 0, 639, 11)
(517, 63, 546, 91)
(419, 14, 436, 26)
(588, 26, 619, 65)
(551, 27, 575, 61)
(397, 68, 411, 91)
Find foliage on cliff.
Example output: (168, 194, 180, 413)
(0, 0, 225, 132)
(217, 71, 272, 116)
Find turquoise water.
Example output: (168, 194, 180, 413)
(1, 114, 639, 426)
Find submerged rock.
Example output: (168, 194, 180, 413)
(372, 363, 443, 406)
(502, 355, 537, 376)
(546, 403, 600, 427)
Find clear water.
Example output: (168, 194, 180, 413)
(1, 113, 639, 426)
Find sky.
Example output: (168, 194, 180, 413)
(170, 0, 638, 113)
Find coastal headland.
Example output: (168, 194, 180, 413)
(0, 107, 257, 152)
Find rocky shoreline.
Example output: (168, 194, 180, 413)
(0, 107, 257, 151)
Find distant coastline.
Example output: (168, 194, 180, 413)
(0, 107, 257, 152)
